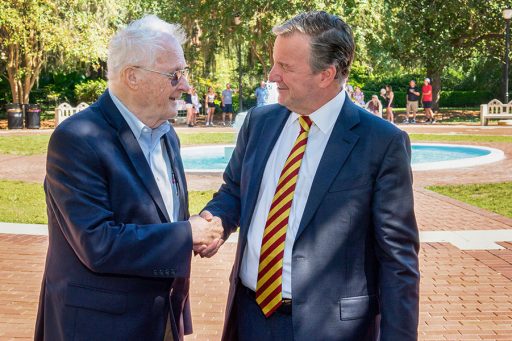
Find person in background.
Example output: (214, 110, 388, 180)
(352, 86, 365, 106)
(185, 87, 195, 127)
(191, 87, 201, 125)
(405, 80, 420, 124)
(200, 11, 419, 341)
(255, 81, 269, 107)
(345, 83, 354, 98)
(383, 84, 394, 123)
(205, 86, 216, 126)
(366, 94, 382, 117)
(34, 15, 223, 341)
(222, 83, 235, 126)
(422, 77, 435, 123)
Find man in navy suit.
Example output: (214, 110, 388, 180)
(34, 15, 223, 341)
(200, 11, 420, 341)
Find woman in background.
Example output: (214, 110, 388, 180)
(204, 87, 216, 126)
(185, 87, 195, 127)
(383, 85, 394, 123)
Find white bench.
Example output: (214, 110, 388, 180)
(480, 99, 512, 125)
(55, 102, 89, 126)
(174, 99, 187, 124)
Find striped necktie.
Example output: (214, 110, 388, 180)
(255, 115, 313, 317)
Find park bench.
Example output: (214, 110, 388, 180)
(55, 102, 89, 126)
(480, 99, 512, 125)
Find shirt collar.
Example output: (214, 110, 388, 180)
(109, 91, 170, 144)
(286, 89, 346, 134)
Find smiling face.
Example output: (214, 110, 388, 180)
(268, 33, 327, 115)
(135, 38, 189, 125)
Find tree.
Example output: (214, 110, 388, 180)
(383, 0, 507, 110)
(0, 0, 121, 104)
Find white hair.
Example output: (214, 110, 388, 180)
(107, 15, 186, 82)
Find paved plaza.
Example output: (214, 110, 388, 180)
(1, 125, 512, 340)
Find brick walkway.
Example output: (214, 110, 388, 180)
(0, 125, 512, 340)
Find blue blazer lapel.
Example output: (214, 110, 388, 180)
(240, 106, 290, 235)
(98, 90, 171, 222)
(163, 128, 189, 220)
(295, 98, 360, 240)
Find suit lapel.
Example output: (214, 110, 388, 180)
(99, 90, 171, 222)
(163, 129, 188, 220)
(240, 107, 290, 238)
(295, 98, 360, 240)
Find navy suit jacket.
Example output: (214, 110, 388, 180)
(35, 90, 193, 341)
(204, 98, 420, 341)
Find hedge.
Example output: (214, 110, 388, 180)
(360, 90, 495, 108)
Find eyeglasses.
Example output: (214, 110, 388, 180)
(134, 66, 188, 86)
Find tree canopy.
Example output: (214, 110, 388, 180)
(0, 0, 121, 104)
(0, 0, 509, 107)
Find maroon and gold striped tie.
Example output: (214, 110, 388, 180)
(255, 115, 313, 317)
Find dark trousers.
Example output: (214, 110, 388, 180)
(236, 285, 294, 341)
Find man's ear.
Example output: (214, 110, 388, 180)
(122, 66, 139, 90)
(318, 65, 337, 88)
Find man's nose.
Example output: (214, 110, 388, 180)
(179, 77, 190, 92)
(268, 65, 281, 83)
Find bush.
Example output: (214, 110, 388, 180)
(359, 90, 494, 108)
(74, 79, 107, 103)
(439, 90, 494, 107)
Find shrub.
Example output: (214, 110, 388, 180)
(74, 79, 107, 103)
(360, 90, 494, 108)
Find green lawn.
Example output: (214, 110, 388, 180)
(427, 182, 512, 219)
(0, 181, 47, 224)
(178, 132, 235, 146)
(409, 134, 512, 143)
(0, 132, 236, 156)
(0, 179, 215, 224)
(0, 135, 51, 155)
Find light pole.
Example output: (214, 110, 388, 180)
(234, 15, 243, 112)
(503, 9, 512, 103)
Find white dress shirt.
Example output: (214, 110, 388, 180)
(240, 90, 346, 298)
(110, 91, 179, 222)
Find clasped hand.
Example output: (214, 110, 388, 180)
(189, 210, 225, 258)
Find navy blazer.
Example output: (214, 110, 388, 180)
(35, 90, 193, 341)
(204, 98, 420, 341)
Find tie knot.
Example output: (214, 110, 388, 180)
(298, 116, 313, 133)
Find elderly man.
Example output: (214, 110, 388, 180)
(34, 15, 222, 341)
(200, 11, 419, 341)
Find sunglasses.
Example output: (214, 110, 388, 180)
(134, 66, 188, 86)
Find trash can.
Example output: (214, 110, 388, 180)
(25, 104, 41, 129)
(6, 103, 23, 129)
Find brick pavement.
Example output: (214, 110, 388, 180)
(0, 125, 512, 340)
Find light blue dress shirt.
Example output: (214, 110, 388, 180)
(110, 91, 179, 222)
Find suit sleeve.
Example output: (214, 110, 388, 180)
(202, 109, 254, 237)
(45, 126, 192, 278)
(372, 130, 420, 340)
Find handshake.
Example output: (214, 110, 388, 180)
(189, 210, 225, 258)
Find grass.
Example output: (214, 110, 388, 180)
(409, 134, 512, 143)
(0, 181, 47, 224)
(0, 179, 215, 224)
(0, 132, 235, 156)
(427, 182, 512, 219)
(178, 132, 235, 146)
(0, 135, 51, 155)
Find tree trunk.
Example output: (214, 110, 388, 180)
(427, 68, 442, 112)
